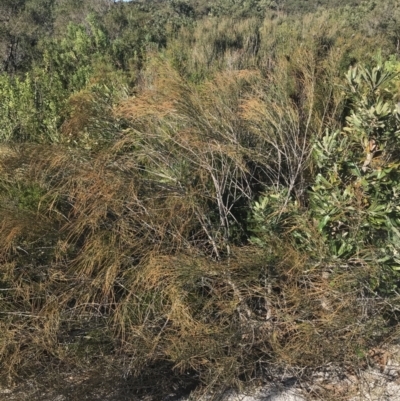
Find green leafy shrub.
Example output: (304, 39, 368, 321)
(0, 69, 64, 142)
(311, 64, 400, 269)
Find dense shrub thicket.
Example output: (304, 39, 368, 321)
(1, 1, 400, 400)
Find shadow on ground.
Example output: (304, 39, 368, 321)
(1, 362, 200, 401)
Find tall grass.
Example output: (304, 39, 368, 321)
(0, 5, 400, 400)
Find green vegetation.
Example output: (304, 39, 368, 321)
(1, 0, 400, 400)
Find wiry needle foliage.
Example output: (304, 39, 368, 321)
(0, 3, 400, 400)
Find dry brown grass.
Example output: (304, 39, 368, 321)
(0, 44, 399, 401)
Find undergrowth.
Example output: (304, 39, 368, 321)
(1, 2, 400, 400)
